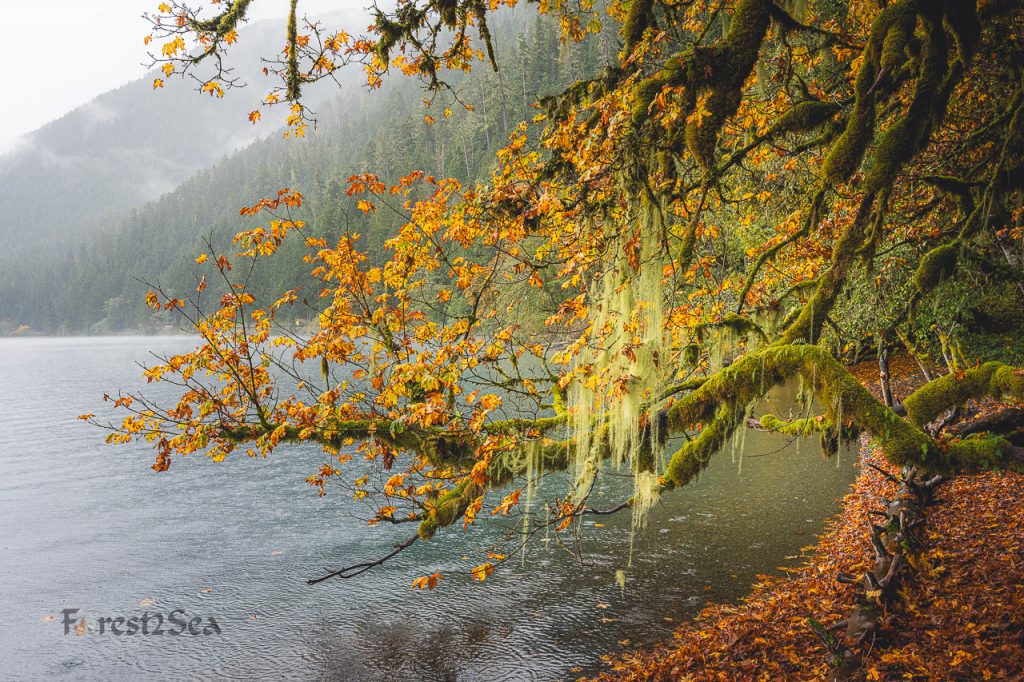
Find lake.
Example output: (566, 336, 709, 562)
(0, 336, 857, 680)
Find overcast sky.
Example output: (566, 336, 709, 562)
(0, 0, 357, 151)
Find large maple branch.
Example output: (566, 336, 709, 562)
(660, 344, 1024, 489)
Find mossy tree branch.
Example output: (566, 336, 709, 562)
(662, 344, 1024, 489)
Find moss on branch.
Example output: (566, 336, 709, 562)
(662, 345, 1024, 487)
(221, 350, 1023, 541)
(417, 477, 484, 540)
(191, 0, 254, 35)
(904, 362, 1024, 427)
(630, 0, 773, 171)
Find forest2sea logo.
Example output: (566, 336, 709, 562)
(61, 608, 222, 636)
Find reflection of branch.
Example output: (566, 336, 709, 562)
(308, 533, 418, 584)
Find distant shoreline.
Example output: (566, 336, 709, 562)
(0, 330, 197, 340)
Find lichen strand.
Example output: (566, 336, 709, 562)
(662, 345, 1024, 487)
(631, 470, 662, 531)
(695, 311, 770, 373)
(570, 196, 668, 523)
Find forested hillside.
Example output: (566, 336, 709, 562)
(0, 9, 609, 334)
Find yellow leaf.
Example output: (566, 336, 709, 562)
(161, 36, 185, 58)
(202, 81, 224, 98)
(411, 573, 443, 590)
(471, 562, 494, 582)
(470, 460, 490, 486)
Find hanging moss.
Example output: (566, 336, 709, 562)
(631, 471, 662, 530)
(568, 192, 669, 527)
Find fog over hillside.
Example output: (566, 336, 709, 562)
(0, 7, 609, 334)
(0, 15, 361, 251)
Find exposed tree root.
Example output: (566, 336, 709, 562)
(811, 464, 942, 681)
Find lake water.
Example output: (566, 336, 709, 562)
(0, 336, 857, 680)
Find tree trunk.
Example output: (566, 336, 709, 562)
(879, 343, 894, 408)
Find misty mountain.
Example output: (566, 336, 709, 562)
(0, 9, 613, 334)
(0, 16, 362, 255)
